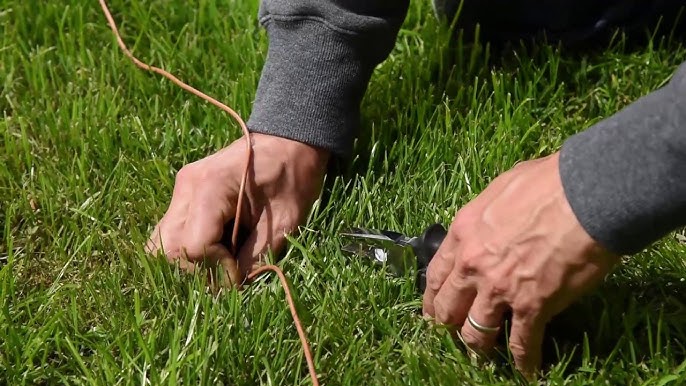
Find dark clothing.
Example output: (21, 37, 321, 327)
(433, 0, 686, 48)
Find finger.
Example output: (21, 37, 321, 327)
(422, 218, 466, 318)
(146, 207, 188, 256)
(460, 291, 507, 355)
(147, 217, 185, 260)
(430, 265, 477, 327)
(199, 244, 242, 288)
(423, 166, 519, 318)
(146, 167, 196, 253)
(509, 309, 546, 379)
(145, 223, 162, 254)
(421, 235, 460, 318)
(236, 210, 293, 278)
(175, 255, 199, 274)
(182, 189, 236, 260)
(216, 254, 242, 288)
(145, 204, 188, 255)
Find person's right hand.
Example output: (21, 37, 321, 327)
(145, 133, 330, 287)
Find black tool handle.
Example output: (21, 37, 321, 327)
(415, 223, 447, 293)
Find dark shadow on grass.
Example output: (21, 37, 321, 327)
(432, 0, 686, 92)
(340, 1, 686, 184)
(472, 266, 686, 378)
(538, 268, 686, 372)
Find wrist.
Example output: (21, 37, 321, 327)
(250, 132, 330, 174)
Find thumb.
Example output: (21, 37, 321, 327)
(198, 244, 242, 290)
(237, 211, 293, 278)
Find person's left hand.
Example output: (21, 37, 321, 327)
(422, 152, 621, 378)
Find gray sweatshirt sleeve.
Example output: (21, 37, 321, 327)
(247, 0, 410, 157)
(560, 61, 686, 255)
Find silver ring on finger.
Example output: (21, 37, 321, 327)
(467, 313, 500, 334)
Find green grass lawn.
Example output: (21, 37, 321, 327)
(2, 0, 686, 384)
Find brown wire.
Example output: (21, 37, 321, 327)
(97, 1, 319, 384)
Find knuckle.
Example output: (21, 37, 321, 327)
(426, 267, 445, 292)
(194, 169, 214, 185)
(176, 161, 216, 186)
(461, 327, 482, 347)
(508, 339, 528, 362)
(450, 208, 475, 240)
(175, 164, 197, 184)
(426, 255, 454, 291)
(150, 224, 173, 253)
(278, 210, 300, 232)
(514, 299, 543, 321)
(483, 273, 508, 300)
(447, 265, 470, 291)
(456, 249, 480, 277)
(181, 240, 209, 260)
(511, 159, 528, 170)
(433, 298, 451, 324)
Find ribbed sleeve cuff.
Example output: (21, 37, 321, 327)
(247, 17, 376, 158)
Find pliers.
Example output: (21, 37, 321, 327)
(340, 223, 447, 292)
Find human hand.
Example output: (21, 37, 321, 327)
(422, 152, 620, 377)
(146, 133, 329, 287)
